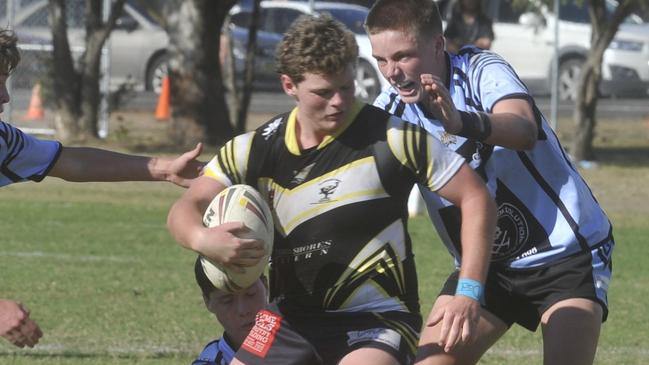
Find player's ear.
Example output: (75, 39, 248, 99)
(280, 74, 297, 97)
(434, 34, 445, 57)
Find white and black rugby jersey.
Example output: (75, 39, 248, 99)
(0, 120, 61, 187)
(204, 101, 464, 314)
(192, 336, 236, 365)
(374, 47, 613, 269)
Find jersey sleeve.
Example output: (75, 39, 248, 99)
(0, 121, 61, 186)
(203, 131, 256, 186)
(468, 52, 530, 112)
(385, 116, 464, 192)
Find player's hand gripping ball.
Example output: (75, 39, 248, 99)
(199, 184, 274, 292)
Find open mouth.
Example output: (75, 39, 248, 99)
(395, 79, 416, 91)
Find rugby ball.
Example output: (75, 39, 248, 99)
(199, 184, 274, 292)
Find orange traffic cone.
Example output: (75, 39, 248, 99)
(23, 82, 45, 121)
(155, 76, 171, 121)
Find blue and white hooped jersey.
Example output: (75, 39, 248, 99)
(192, 336, 236, 365)
(1, 120, 61, 187)
(374, 47, 613, 269)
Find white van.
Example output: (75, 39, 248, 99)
(439, 0, 649, 100)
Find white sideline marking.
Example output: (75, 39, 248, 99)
(0, 251, 141, 263)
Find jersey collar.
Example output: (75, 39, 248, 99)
(285, 100, 364, 156)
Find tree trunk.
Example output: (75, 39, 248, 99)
(48, 0, 125, 142)
(571, 0, 640, 161)
(164, 0, 236, 148)
(49, 0, 81, 143)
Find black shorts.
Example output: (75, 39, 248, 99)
(234, 302, 422, 365)
(440, 244, 613, 331)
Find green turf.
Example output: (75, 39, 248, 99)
(1, 164, 648, 364)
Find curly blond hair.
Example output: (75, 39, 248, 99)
(275, 14, 358, 84)
(0, 29, 21, 75)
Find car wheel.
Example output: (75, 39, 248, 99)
(146, 53, 170, 94)
(355, 59, 382, 103)
(558, 58, 584, 101)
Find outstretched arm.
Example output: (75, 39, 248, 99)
(423, 163, 496, 352)
(49, 143, 205, 188)
(420, 74, 537, 150)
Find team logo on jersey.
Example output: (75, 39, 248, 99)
(438, 131, 457, 146)
(314, 178, 341, 203)
(241, 310, 282, 358)
(262, 118, 282, 140)
(492, 202, 529, 260)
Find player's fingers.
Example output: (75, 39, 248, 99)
(437, 312, 451, 347)
(220, 221, 250, 233)
(238, 238, 266, 251)
(460, 317, 473, 343)
(426, 308, 444, 327)
(444, 316, 462, 353)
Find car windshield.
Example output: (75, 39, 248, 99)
(317, 7, 368, 35)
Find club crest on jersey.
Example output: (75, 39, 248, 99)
(438, 131, 457, 146)
(314, 178, 341, 204)
(492, 203, 529, 260)
(262, 118, 282, 140)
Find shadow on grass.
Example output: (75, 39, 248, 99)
(593, 146, 649, 167)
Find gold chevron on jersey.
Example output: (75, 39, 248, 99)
(257, 156, 389, 236)
(373, 312, 419, 355)
(323, 220, 408, 311)
(204, 132, 256, 186)
(284, 101, 364, 156)
(387, 117, 464, 192)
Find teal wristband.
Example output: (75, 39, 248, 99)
(455, 278, 483, 301)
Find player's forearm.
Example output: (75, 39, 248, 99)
(483, 112, 537, 151)
(167, 198, 206, 252)
(458, 190, 496, 283)
(50, 147, 165, 182)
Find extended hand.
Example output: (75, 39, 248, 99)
(0, 300, 43, 348)
(167, 143, 206, 188)
(426, 295, 480, 352)
(420, 74, 462, 134)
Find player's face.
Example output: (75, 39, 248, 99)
(370, 29, 446, 104)
(206, 278, 267, 348)
(282, 65, 356, 137)
(0, 74, 10, 114)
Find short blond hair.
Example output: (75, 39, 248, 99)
(275, 14, 358, 84)
(0, 29, 21, 75)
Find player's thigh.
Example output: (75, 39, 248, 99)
(339, 347, 400, 365)
(416, 295, 509, 365)
(541, 298, 603, 365)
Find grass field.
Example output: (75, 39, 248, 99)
(1, 116, 648, 364)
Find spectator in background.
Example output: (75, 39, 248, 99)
(444, 0, 494, 53)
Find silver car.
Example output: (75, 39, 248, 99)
(2, 0, 169, 93)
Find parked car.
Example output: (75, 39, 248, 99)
(226, 1, 389, 103)
(438, 0, 649, 99)
(2, 0, 169, 93)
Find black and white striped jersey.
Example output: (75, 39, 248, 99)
(204, 101, 464, 314)
(0, 120, 61, 187)
(374, 47, 613, 269)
